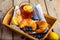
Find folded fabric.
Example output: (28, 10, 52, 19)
(32, 4, 46, 21)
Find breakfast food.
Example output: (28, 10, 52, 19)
(19, 19, 37, 31)
(10, 3, 49, 39)
(19, 19, 28, 28)
(36, 21, 48, 33)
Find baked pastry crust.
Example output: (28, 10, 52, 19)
(19, 19, 37, 31)
(36, 21, 48, 33)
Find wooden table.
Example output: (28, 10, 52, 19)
(0, 0, 60, 40)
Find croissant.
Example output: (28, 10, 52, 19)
(36, 21, 48, 33)
(19, 19, 37, 31)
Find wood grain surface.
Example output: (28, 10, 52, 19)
(0, 0, 13, 40)
(0, 0, 60, 40)
(44, 0, 60, 38)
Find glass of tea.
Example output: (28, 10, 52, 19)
(19, 1, 33, 19)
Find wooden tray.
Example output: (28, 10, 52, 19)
(2, 6, 57, 40)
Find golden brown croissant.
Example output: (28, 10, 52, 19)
(19, 19, 37, 31)
(36, 21, 48, 33)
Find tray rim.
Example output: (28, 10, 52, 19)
(2, 6, 58, 40)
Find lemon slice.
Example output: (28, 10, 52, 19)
(11, 17, 19, 25)
(23, 5, 33, 12)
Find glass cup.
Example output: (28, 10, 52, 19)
(19, 1, 33, 19)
